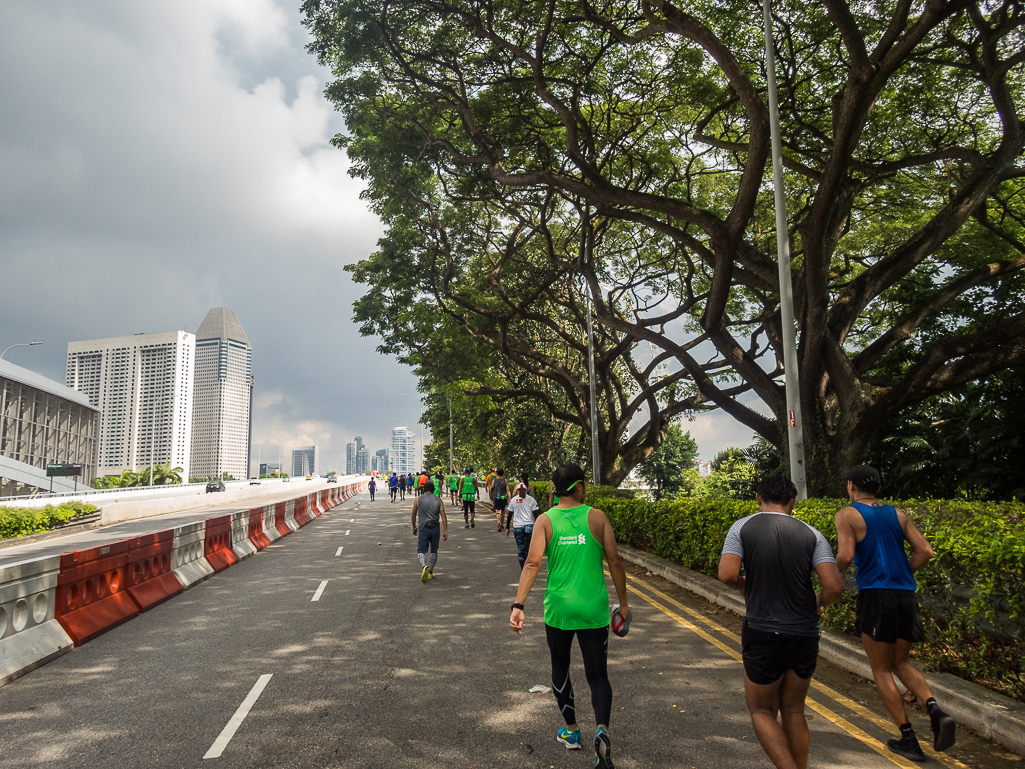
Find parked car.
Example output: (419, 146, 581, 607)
(206, 481, 226, 493)
(306, 475, 312, 481)
(282, 476, 290, 482)
(249, 478, 261, 485)
(327, 476, 337, 483)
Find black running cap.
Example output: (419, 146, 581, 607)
(841, 465, 881, 487)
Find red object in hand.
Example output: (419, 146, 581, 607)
(611, 604, 631, 637)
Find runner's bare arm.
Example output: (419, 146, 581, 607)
(718, 553, 744, 594)
(439, 499, 448, 540)
(814, 560, 845, 611)
(510, 514, 553, 634)
(834, 507, 858, 571)
(593, 509, 630, 619)
(410, 498, 418, 532)
(899, 511, 934, 572)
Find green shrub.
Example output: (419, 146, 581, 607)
(0, 501, 98, 541)
(534, 484, 1025, 701)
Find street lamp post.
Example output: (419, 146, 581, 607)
(761, 0, 808, 499)
(585, 292, 601, 486)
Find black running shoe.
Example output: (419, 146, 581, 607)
(470, 520, 475, 528)
(931, 710, 956, 751)
(887, 734, 926, 762)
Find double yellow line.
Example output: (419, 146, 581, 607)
(619, 572, 971, 769)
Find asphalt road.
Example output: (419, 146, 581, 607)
(0, 492, 1019, 768)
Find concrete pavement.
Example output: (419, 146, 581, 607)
(0, 492, 1020, 768)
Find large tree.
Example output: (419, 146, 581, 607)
(305, 0, 1025, 493)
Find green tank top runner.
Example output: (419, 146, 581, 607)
(543, 504, 609, 630)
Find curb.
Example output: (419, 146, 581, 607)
(617, 544, 1025, 757)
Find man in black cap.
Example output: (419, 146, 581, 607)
(834, 465, 955, 761)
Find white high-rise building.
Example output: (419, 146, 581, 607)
(391, 427, 416, 474)
(292, 446, 318, 477)
(66, 330, 195, 478)
(190, 308, 252, 481)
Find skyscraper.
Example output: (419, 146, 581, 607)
(190, 308, 252, 481)
(292, 446, 318, 476)
(346, 436, 366, 475)
(66, 330, 195, 477)
(372, 448, 390, 474)
(391, 427, 416, 474)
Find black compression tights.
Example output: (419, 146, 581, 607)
(545, 624, 612, 727)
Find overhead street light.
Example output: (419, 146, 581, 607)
(0, 341, 43, 362)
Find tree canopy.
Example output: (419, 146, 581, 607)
(305, 0, 1025, 493)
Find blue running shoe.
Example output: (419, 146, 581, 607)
(594, 726, 614, 768)
(557, 727, 582, 750)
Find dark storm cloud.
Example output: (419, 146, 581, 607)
(0, 0, 420, 471)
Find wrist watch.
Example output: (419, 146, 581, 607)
(511, 602, 524, 611)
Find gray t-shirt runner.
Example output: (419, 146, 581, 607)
(417, 494, 441, 526)
(722, 511, 835, 637)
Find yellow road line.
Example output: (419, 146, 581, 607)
(620, 574, 971, 769)
(621, 577, 948, 769)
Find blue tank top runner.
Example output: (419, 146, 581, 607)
(851, 502, 917, 591)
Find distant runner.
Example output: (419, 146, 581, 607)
(514, 473, 536, 501)
(418, 471, 429, 495)
(367, 477, 376, 501)
(718, 476, 845, 769)
(508, 483, 539, 568)
(457, 468, 479, 528)
(398, 473, 407, 501)
(491, 468, 510, 532)
(448, 471, 459, 503)
(835, 465, 956, 761)
(389, 472, 398, 503)
(411, 479, 448, 582)
(510, 463, 630, 769)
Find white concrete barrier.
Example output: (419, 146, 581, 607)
(262, 504, 280, 543)
(284, 499, 299, 532)
(230, 511, 257, 561)
(0, 556, 74, 686)
(171, 521, 213, 589)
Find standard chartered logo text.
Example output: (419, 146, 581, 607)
(557, 534, 588, 546)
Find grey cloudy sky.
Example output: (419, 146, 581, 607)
(0, 1, 753, 471)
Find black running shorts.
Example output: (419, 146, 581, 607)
(493, 497, 508, 511)
(741, 621, 819, 685)
(855, 589, 925, 644)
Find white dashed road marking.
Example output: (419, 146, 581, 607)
(203, 674, 273, 759)
(311, 580, 328, 602)
(335, 547, 343, 556)
(345, 530, 350, 535)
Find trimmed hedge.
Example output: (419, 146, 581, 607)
(533, 482, 1025, 701)
(0, 501, 99, 541)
